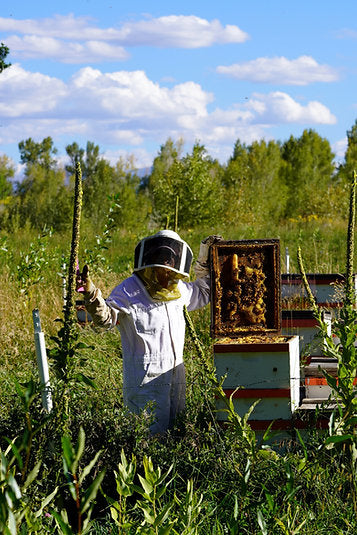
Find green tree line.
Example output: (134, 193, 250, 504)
(2, 121, 357, 233)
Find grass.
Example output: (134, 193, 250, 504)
(1, 214, 357, 533)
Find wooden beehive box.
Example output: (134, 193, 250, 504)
(210, 239, 281, 338)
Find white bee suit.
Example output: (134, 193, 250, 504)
(85, 273, 210, 434)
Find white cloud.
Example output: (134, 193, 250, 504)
(217, 55, 339, 85)
(247, 92, 337, 124)
(0, 14, 115, 40)
(0, 14, 249, 63)
(0, 64, 67, 116)
(68, 67, 213, 121)
(6, 35, 129, 63)
(0, 66, 337, 164)
(115, 15, 249, 48)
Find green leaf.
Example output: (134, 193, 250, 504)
(75, 342, 95, 350)
(74, 373, 97, 389)
(138, 474, 154, 496)
(23, 460, 41, 489)
(61, 436, 75, 468)
(7, 510, 17, 535)
(34, 486, 58, 518)
(7, 474, 21, 500)
(79, 450, 102, 485)
(139, 502, 155, 524)
(325, 434, 353, 445)
(257, 508, 268, 535)
(80, 469, 106, 514)
(321, 370, 338, 391)
(3, 438, 23, 471)
(110, 506, 118, 522)
(51, 510, 74, 535)
(153, 500, 174, 527)
(73, 427, 86, 474)
(345, 416, 357, 427)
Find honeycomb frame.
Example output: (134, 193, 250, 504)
(210, 239, 281, 338)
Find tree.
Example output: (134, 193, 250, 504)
(10, 137, 72, 230)
(0, 155, 14, 199)
(280, 129, 335, 218)
(18, 137, 58, 172)
(8, 164, 71, 230)
(111, 159, 150, 231)
(0, 42, 11, 73)
(222, 139, 249, 189)
(223, 138, 286, 225)
(65, 142, 85, 176)
(65, 141, 101, 180)
(338, 119, 357, 183)
(149, 141, 223, 228)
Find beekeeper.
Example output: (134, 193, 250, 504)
(78, 230, 221, 434)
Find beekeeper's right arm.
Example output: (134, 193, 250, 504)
(185, 234, 223, 311)
(77, 265, 118, 328)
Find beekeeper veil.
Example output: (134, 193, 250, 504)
(134, 230, 193, 300)
(134, 230, 193, 276)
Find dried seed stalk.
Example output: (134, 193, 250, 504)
(64, 162, 83, 326)
(297, 246, 320, 320)
(345, 170, 357, 306)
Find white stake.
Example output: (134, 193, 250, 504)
(32, 309, 53, 412)
(285, 247, 290, 274)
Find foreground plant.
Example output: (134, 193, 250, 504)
(298, 170, 357, 511)
(105, 449, 177, 534)
(52, 427, 105, 535)
(16, 226, 53, 300)
(49, 162, 95, 433)
(0, 380, 57, 534)
(0, 442, 57, 534)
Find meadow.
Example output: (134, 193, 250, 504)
(1, 129, 357, 532)
(1, 196, 357, 534)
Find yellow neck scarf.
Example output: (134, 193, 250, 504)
(137, 267, 185, 301)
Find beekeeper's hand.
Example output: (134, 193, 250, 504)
(194, 235, 223, 278)
(76, 264, 95, 294)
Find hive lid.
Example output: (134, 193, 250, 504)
(210, 239, 281, 338)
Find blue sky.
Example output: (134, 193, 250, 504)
(1, 1, 357, 178)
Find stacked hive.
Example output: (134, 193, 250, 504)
(281, 273, 357, 409)
(211, 240, 300, 433)
(280, 274, 353, 404)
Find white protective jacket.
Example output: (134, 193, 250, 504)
(85, 273, 210, 434)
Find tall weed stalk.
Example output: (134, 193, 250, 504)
(298, 170, 357, 511)
(49, 163, 95, 432)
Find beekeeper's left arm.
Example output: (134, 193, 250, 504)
(77, 265, 119, 328)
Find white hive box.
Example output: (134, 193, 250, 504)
(281, 310, 332, 357)
(214, 336, 300, 423)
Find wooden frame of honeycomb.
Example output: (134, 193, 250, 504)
(210, 239, 281, 338)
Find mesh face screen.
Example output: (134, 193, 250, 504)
(134, 235, 192, 276)
(142, 237, 183, 270)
